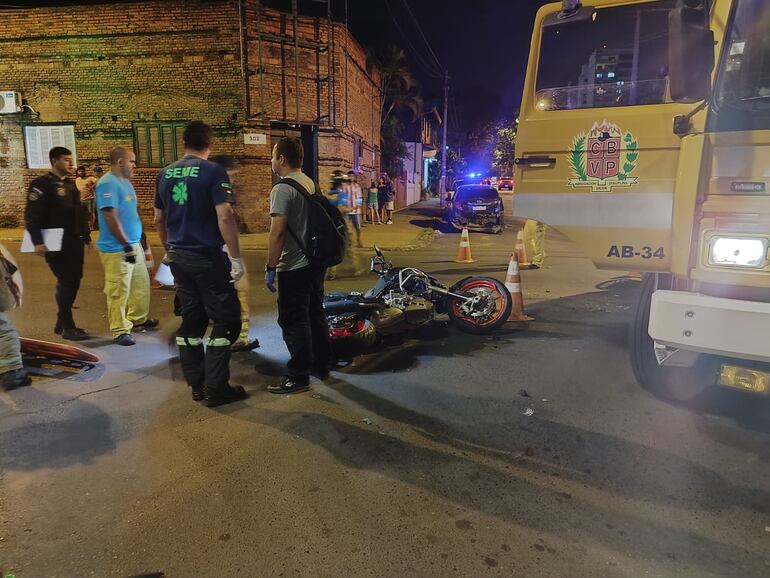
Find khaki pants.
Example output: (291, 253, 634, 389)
(234, 265, 250, 343)
(0, 311, 22, 375)
(524, 219, 547, 267)
(99, 243, 151, 338)
(224, 246, 250, 344)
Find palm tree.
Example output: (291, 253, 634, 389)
(375, 45, 423, 123)
(369, 45, 423, 173)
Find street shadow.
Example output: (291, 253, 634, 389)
(409, 218, 456, 234)
(227, 403, 770, 574)
(320, 374, 770, 518)
(0, 389, 116, 471)
(528, 286, 770, 431)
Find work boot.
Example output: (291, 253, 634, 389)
(191, 383, 205, 402)
(61, 327, 91, 341)
(1, 368, 31, 391)
(203, 384, 248, 408)
(114, 334, 136, 346)
(133, 318, 160, 331)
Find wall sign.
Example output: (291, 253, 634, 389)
(243, 132, 267, 145)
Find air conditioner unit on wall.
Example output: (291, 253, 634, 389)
(0, 91, 22, 114)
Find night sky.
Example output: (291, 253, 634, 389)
(6, 0, 553, 139)
(266, 0, 552, 134)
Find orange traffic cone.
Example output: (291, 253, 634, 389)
(144, 244, 164, 289)
(515, 229, 531, 269)
(505, 252, 533, 322)
(454, 227, 476, 263)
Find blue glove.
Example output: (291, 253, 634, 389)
(265, 269, 277, 293)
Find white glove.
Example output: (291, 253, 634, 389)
(230, 257, 245, 282)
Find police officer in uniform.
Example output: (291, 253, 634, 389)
(24, 146, 91, 341)
(154, 121, 247, 407)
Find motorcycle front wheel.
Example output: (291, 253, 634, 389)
(448, 277, 512, 334)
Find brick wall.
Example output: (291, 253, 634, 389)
(0, 0, 381, 232)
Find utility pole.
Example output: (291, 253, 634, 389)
(440, 69, 449, 205)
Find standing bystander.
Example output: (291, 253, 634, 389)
(523, 219, 547, 270)
(210, 154, 259, 352)
(24, 147, 91, 341)
(75, 165, 97, 228)
(0, 244, 29, 391)
(155, 121, 246, 407)
(265, 137, 333, 394)
(95, 147, 159, 346)
(367, 180, 382, 224)
(346, 171, 364, 247)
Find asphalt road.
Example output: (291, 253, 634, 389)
(1, 202, 769, 577)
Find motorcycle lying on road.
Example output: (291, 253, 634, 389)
(323, 247, 513, 355)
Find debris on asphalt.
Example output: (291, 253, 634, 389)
(523, 408, 535, 417)
(765, 526, 770, 533)
(312, 394, 321, 399)
(362, 417, 373, 425)
(541, 398, 550, 403)
(519, 389, 531, 398)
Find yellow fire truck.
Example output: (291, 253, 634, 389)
(514, 0, 770, 400)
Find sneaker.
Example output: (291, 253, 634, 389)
(1, 368, 31, 391)
(114, 334, 136, 346)
(133, 318, 160, 330)
(386, 220, 393, 225)
(204, 384, 248, 407)
(231, 338, 260, 352)
(311, 367, 331, 381)
(61, 327, 91, 341)
(267, 376, 311, 395)
(527, 264, 541, 270)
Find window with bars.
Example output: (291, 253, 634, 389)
(23, 124, 77, 169)
(132, 121, 188, 167)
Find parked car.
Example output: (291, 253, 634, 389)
(445, 185, 504, 234)
(498, 176, 514, 190)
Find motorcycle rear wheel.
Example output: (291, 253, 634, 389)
(329, 317, 377, 357)
(449, 277, 512, 334)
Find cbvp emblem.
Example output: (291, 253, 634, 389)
(568, 120, 638, 192)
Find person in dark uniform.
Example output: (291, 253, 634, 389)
(24, 146, 91, 341)
(154, 121, 246, 407)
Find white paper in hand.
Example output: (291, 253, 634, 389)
(21, 228, 64, 253)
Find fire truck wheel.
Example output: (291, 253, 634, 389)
(629, 273, 714, 403)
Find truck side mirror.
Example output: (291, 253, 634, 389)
(668, 1, 715, 103)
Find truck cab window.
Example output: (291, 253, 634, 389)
(536, 1, 675, 111)
(712, 0, 770, 131)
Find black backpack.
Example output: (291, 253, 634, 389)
(283, 177, 347, 268)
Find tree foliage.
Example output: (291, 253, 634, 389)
(369, 45, 423, 174)
(493, 125, 517, 174)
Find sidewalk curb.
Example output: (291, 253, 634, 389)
(375, 228, 438, 252)
(0, 224, 440, 253)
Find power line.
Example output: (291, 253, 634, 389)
(400, 0, 444, 72)
(383, 0, 443, 78)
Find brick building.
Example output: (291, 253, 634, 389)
(0, 0, 381, 231)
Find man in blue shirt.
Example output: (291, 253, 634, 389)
(154, 121, 246, 407)
(96, 147, 159, 346)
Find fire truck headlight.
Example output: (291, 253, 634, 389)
(708, 236, 768, 268)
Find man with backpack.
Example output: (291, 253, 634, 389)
(265, 137, 344, 394)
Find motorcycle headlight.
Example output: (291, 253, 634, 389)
(708, 236, 768, 268)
